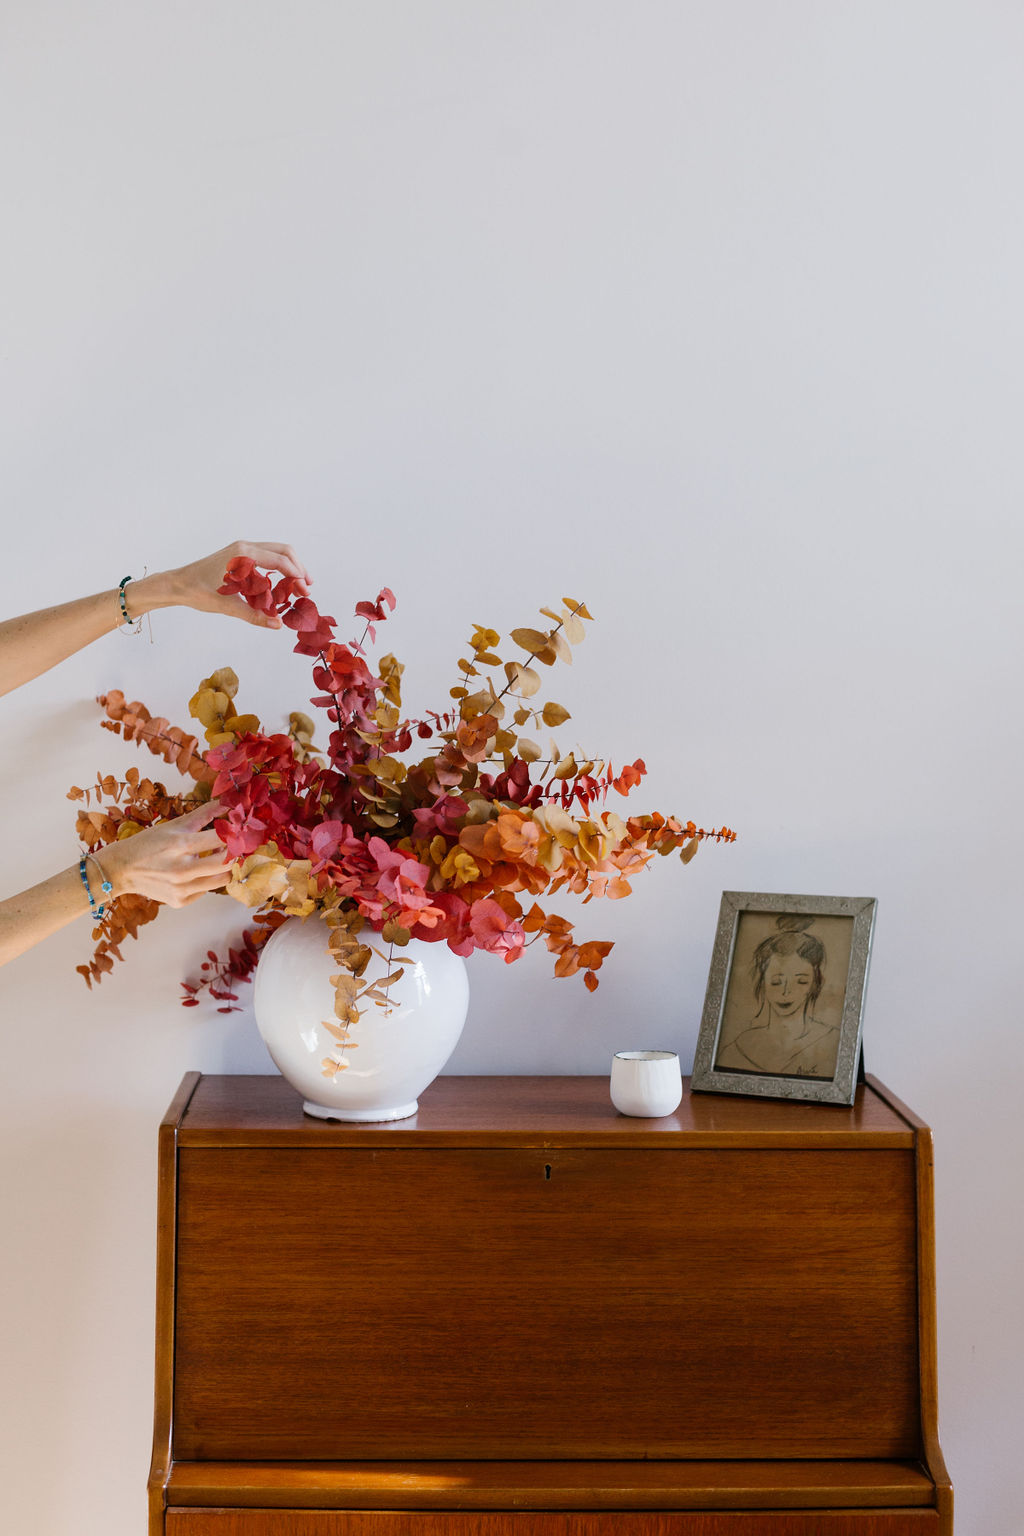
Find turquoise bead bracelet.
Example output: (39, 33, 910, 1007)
(118, 574, 140, 632)
(79, 853, 113, 921)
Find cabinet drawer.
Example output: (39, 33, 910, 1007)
(166, 1509, 942, 1534)
(174, 1146, 919, 1461)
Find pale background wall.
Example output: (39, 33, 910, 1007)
(1, 3, 1021, 1531)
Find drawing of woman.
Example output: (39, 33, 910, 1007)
(715, 914, 841, 1078)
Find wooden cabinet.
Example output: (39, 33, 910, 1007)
(150, 1075, 952, 1533)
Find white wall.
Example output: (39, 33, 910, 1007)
(1, 3, 1021, 1531)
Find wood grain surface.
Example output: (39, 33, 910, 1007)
(178, 1075, 916, 1149)
(165, 1508, 942, 1535)
(867, 1080, 953, 1532)
(165, 1459, 936, 1510)
(173, 1143, 919, 1460)
(150, 1072, 201, 1536)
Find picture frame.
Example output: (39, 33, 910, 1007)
(691, 891, 877, 1106)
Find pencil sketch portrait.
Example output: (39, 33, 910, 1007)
(714, 911, 855, 1079)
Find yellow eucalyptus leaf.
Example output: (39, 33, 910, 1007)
(228, 713, 262, 736)
(323, 1019, 353, 1044)
(461, 688, 496, 718)
(205, 667, 239, 698)
(548, 629, 572, 665)
(517, 737, 541, 762)
(370, 756, 405, 782)
(542, 702, 571, 728)
(562, 598, 593, 620)
(189, 688, 229, 727)
(351, 944, 373, 976)
(470, 625, 500, 650)
(510, 627, 550, 654)
(604, 810, 629, 844)
(562, 611, 586, 644)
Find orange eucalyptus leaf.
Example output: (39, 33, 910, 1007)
(553, 946, 580, 978)
(577, 940, 614, 968)
(176, 739, 199, 774)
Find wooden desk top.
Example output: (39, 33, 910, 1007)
(174, 1072, 919, 1148)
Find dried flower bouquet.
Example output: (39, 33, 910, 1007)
(71, 562, 733, 1075)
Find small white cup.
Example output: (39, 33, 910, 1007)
(610, 1049, 683, 1118)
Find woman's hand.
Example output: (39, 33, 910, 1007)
(97, 802, 234, 909)
(0, 540, 312, 697)
(0, 803, 236, 967)
(131, 541, 313, 628)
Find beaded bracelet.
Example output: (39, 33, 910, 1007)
(79, 853, 114, 921)
(118, 575, 142, 635)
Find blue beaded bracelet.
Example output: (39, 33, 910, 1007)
(79, 853, 113, 920)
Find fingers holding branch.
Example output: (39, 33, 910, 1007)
(147, 541, 313, 627)
(96, 800, 236, 908)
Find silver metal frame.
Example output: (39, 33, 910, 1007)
(691, 891, 877, 1106)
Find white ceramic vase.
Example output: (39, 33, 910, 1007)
(253, 914, 469, 1122)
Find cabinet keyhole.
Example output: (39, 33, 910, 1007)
(544, 1164, 552, 1180)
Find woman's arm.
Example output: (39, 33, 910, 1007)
(0, 540, 312, 697)
(0, 803, 233, 968)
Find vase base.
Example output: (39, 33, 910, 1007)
(302, 1099, 419, 1123)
